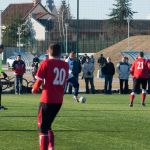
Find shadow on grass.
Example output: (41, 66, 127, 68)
(0, 129, 128, 133)
(0, 116, 36, 118)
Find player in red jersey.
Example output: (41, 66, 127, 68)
(32, 43, 69, 150)
(130, 52, 149, 107)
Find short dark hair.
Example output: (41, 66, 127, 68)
(0, 44, 4, 49)
(139, 51, 144, 57)
(70, 51, 75, 55)
(17, 55, 21, 57)
(49, 43, 61, 57)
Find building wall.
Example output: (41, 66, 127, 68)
(31, 17, 46, 41)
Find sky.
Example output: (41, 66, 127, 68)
(0, 0, 150, 20)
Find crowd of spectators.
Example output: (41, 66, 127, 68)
(64, 52, 131, 95)
(11, 51, 150, 95)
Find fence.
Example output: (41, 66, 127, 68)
(1, 0, 150, 55)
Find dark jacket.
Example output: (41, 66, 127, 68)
(98, 56, 107, 68)
(72, 59, 82, 77)
(12, 60, 26, 75)
(102, 62, 115, 76)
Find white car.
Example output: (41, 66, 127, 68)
(6, 55, 16, 69)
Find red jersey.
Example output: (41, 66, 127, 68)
(36, 58, 69, 104)
(130, 57, 149, 79)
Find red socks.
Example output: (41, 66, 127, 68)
(48, 130, 54, 150)
(39, 131, 54, 150)
(142, 93, 146, 103)
(39, 133, 49, 150)
(130, 94, 135, 104)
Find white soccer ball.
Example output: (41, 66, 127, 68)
(79, 96, 86, 103)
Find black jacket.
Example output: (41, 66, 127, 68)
(102, 62, 115, 76)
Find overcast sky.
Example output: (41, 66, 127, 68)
(0, 0, 150, 20)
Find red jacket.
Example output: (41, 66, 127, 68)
(12, 60, 26, 75)
(130, 57, 149, 79)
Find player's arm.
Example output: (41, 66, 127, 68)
(32, 61, 46, 94)
(32, 79, 43, 94)
(130, 62, 135, 76)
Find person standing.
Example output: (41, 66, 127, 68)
(116, 56, 130, 94)
(97, 54, 107, 78)
(32, 54, 40, 81)
(130, 52, 149, 107)
(12, 55, 26, 94)
(103, 57, 115, 94)
(82, 56, 95, 94)
(32, 43, 69, 150)
(90, 55, 95, 65)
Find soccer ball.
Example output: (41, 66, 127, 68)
(79, 96, 86, 103)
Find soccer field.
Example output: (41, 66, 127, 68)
(0, 94, 150, 150)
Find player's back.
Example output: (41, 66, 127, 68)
(130, 57, 149, 79)
(36, 58, 69, 104)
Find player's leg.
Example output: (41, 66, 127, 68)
(38, 103, 62, 150)
(46, 104, 62, 150)
(130, 78, 138, 107)
(38, 103, 49, 150)
(68, 77, 79, 101)
(141, 78, 148, 106)
(68, 83, 73, 94)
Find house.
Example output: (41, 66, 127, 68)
(2, 0, 150, 53)
(2, 0, 55, 42)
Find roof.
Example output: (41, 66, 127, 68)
(68, 19, 150, 33)
(2, 3, 34, 25)
(68, 20, 109, 32)
(23, 2, 55, 20)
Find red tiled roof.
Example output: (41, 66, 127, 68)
(2, 3, 34, 25)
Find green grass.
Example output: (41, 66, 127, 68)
(0, 94, 150, 150)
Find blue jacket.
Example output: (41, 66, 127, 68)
(116, 62, 130, 79)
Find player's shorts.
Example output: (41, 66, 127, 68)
(38, 103, 62, 134)
(68, 76, 79, 89)
(133, 78, 148, 93)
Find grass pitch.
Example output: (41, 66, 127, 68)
(0, 94, 150, 150)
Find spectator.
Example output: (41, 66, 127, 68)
(97, 54, 107, 78)
(32, 54, 40, 81)
(103, 57, 115, 94)
(12, 55, 26, 95)
(82, 56, 95, 94)
(90, 55, 95, 64)
(81, 53, 87, 64)
(116, 56, 130, 94)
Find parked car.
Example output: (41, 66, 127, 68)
(6, 55, 16, 69)
(39, 54, 48, 62)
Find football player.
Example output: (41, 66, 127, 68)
(32, 43, 69, 150)
(130, 52, 149, 107)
